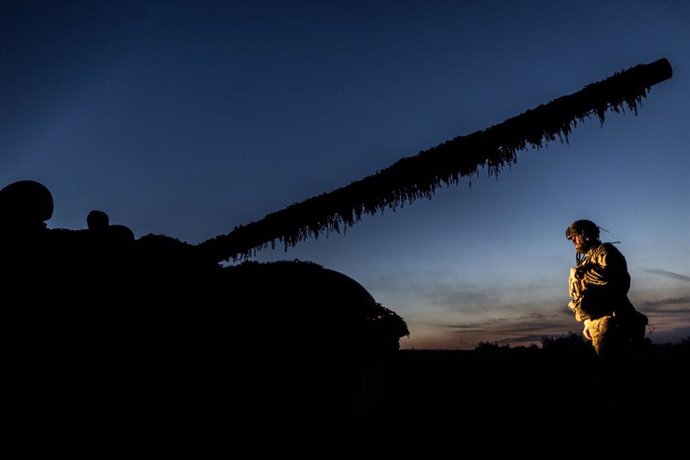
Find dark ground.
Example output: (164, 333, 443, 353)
(371, 339, 690, 436)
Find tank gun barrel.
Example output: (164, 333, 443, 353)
(198, 58, 672, 262)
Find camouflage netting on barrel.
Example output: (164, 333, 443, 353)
(199, 58, 673, 261)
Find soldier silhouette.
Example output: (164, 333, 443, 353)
(566, 219, 648, 359)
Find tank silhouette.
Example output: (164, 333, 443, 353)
(1, 181, 409, 442)
(1, 58, 672, 443)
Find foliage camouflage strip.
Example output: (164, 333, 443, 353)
(199, 58, 672, 261)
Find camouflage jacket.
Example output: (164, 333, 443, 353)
(568, 243, 633, 321)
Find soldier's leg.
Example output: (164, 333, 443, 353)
(588, 317, 616, 357)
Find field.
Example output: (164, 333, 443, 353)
(372, 338, 690, 433)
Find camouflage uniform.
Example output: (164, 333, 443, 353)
(568, 242, 647, 357)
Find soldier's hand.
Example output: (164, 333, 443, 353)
(583, 320, 592, 340)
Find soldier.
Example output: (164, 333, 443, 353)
(566, 219, 648, 358)
(87, 209, 109, 230)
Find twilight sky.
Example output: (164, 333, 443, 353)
(1, 0, 688, 349)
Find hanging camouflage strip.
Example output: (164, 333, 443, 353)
(199, 58, 672, 262)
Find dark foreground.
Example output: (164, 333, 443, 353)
(8, 338, 688, 453)
(373, 340, 690, 433)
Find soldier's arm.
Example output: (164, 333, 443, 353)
(581, 245, 629, 289)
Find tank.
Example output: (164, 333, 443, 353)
(1, 58, 671, 446)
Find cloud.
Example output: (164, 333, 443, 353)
(443, 323, 484, 331)
(637, 296, 690, 312)
(436, 310, 574, 337)
(643, 269, 690, 282)
(372, 270, 565, 315)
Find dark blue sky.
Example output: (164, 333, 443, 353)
(1, 0, 688, 348)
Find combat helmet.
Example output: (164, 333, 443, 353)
(565, 219, 600, 241)
(0, 180, 54, 227)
